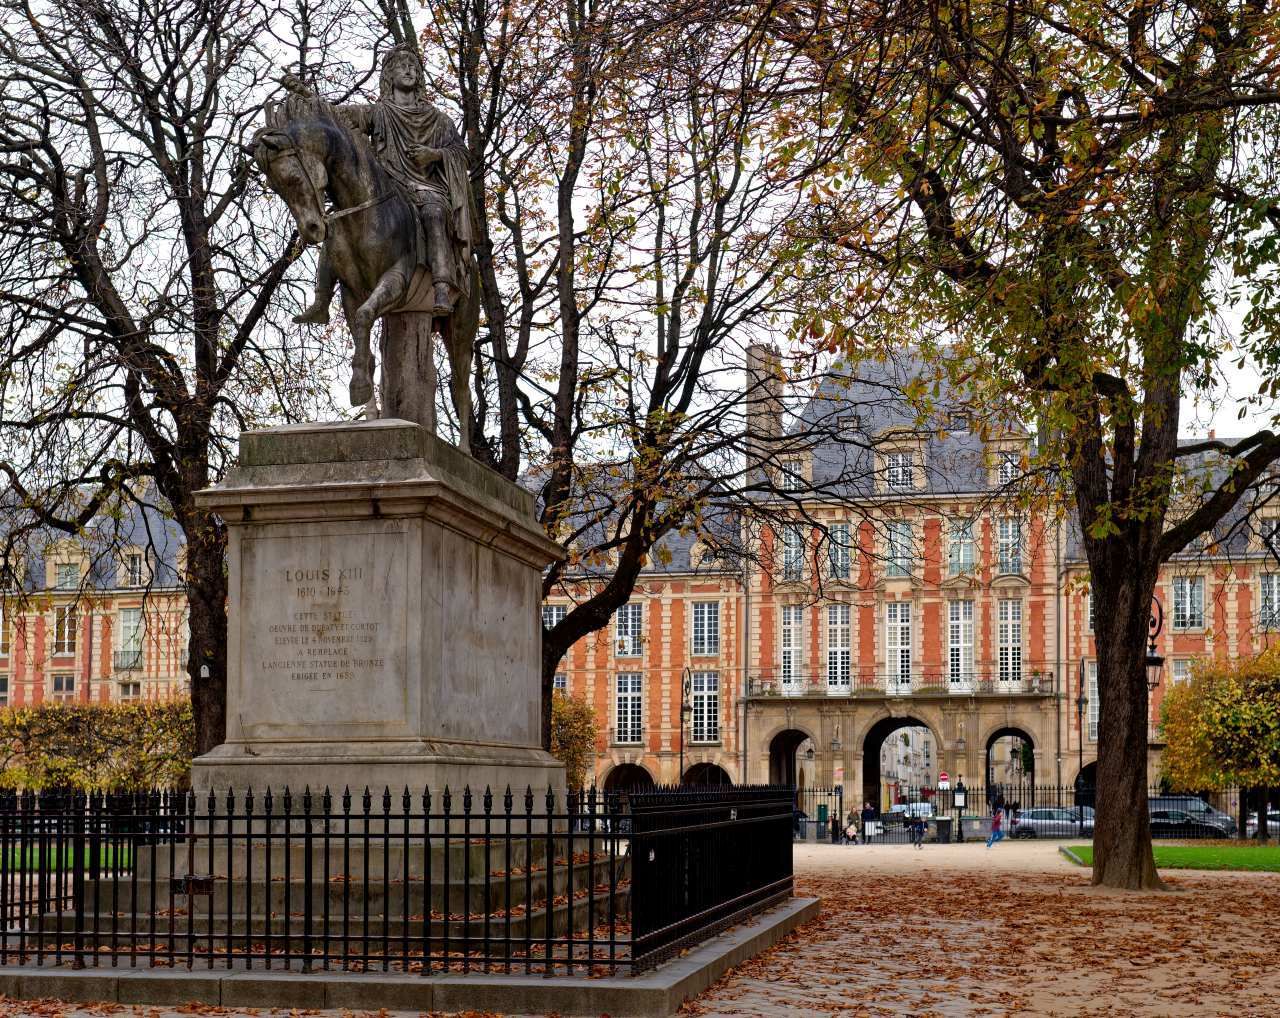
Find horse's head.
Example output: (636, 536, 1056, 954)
(250, 105, 331, 245)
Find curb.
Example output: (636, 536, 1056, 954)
(1059, 845, 1088, 867)
(0, 896, 819, 1018)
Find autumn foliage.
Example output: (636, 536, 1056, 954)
(1162, 651, 1280, 792)
(550, 693, 599, 790)
(0, 700, 195, 791)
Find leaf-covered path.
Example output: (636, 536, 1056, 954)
(684, 841, 1280, 1017)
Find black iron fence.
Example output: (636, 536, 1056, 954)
(0, 784, 792, 976)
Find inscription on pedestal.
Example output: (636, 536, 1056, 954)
(238, 523, 410, 736)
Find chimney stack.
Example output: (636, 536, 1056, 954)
(745, 343, 783, 483)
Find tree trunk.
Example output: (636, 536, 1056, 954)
(1090, 561, 1164, 890)
(184, 511, 228, 758)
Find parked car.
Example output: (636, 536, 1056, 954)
(1070, 806, 1095, 826)
(886, 802, 934, 824)
(1010, 807, 1090, 838)
(1246, 811, 1280, 839)
(1148, 795, 1237, 836)
(1149, 809, 1232, 839)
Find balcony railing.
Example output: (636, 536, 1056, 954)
(113, 648, 143, 671)
(747, 672, 1055, 698)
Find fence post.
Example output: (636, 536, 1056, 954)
(72, 790, 86, 970)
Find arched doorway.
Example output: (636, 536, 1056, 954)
(985, 727, 1035, 809)
(1074, 760, 1097, 809)
(683, 762, 732, 786)
(861, 716, 938, 811)
(603, 763, 655, 792)
(768, 729, 812, 787)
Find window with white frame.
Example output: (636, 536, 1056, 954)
(947, 600, 974, 686)
(125, 552, 145, 587)
(53, 605, 77, 655)
(542, 603, 567, 630)
(1087, 662, 1099, 741)
(781, 524, 805, 581)
(885, 451, 914, 490)
(1087, 588, 1095, 631)
(0, 673, 7, 706)
(827, 523, 851, 580)
(55, 562, 79, 589)
(119, 681, 141, 701)
(826, 603, 851, 691)
(1262, 574, 1280, 629)
(998, 599, 1023, 683)
(1262, 516, 1280, 556)
(779, 459, 805, 492)
(1171, 659, 1192, 685)
(0, 602, 7, 656)
(553, 673, 567, 693)
(1172, 576, 1204, 629)
(615, 603, 643, 656)
(691, 601, 720, 656)
(997, 452, 1019, 486)
(691, 671, 719, 742)
(997, 517, 1022, 574)
(52, 673, 75, 702)
(780, 604, 804, 685)
(117, 607, 143, 670)
(615, 673, 643, 743)
(885, 602, 911, 687)
(885, 520, 912, 578)
(948, 519, 974, 575)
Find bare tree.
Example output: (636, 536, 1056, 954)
(0, 0, 390, 753)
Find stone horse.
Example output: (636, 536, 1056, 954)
(250, 101, 478, 452)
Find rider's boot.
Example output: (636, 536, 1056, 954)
(294, 300, 331, 326)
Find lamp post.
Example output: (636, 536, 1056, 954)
(954, 778, 967, 843)
(1146, 596, 1166, 693)
(678, 667, 692, 784)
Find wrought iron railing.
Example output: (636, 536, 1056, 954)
(747, 672, 1055, 697)
(113, 648, 144, 671)
(0, 783, 793, 976)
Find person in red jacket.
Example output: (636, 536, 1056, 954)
(987, 806, 1006, 849)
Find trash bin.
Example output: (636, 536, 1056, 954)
(934, 816, 953, 843)
(817, 803, 829, 824)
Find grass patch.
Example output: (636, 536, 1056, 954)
(3, 844, 133, 871)
(1066, 843, 1280, 872)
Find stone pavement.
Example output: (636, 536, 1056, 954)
(5, 841, 1279, 1017)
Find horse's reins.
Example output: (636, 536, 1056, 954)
(263, 142, 393, 228)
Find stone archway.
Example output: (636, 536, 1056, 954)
(985, 726, 1036, 807)
(1074, 760, 1097, 809)
(860, 715, 941, 811)
(683, 762, 732, 787)
(768, 728, 812, 787)
(603, 763, 656, 792)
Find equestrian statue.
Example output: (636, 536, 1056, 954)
(250, 46, 479, 453)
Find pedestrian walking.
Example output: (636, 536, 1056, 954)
(987, 806, 1005, 849)
(910, 813, 926, 849)
(860, 801, 876, 845)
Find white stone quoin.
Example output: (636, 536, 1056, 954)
(191, 419, 567, 798)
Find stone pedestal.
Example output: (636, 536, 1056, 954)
(191, 419, 566, 798)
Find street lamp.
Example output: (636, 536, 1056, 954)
(678, 668, 692, 783)
(1146, 596, 1166, 693)
(953, 778, 967, 842)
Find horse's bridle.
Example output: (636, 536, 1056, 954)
(260, 138, 392, 230)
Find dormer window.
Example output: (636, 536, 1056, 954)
(949, 413, 971, 435)
(998, 452, 1019, 487)
(839, 414, 863, 433)
(55, 562, 79, 589)
(886, 451, 914, 490)
(779, 459, 805, 492)
(126, 552, 145, 587)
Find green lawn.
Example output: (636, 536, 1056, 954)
(2, 844, 132, 871)
(1066, 843, 1280, 872)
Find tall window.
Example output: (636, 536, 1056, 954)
(997, 517, 1022, 574)
(779, 459, 805, 492)
(998, 452, 1019, 486)
(1172, 576, 1204, 629)
(885, 451, 914, 490)
(885, 520, 912, 578)
(948, 600, 974, 688)
(55, 562, 78, 589)
(53, 605, 77, 655)
(542, 603, 567, 630)
(781, 524, 805, 581)
(691, 671, 719, 742)
(886, 602, 911, 689)
(948, 520, 974, 575)
(1262, 575, 1280, 629)
(615, 603, 643, 656)
(1262, 516, 1280, 555)
(0, 602, 7, 655)
(827, 523, 851, 580)
(780, 604, 804, 688)
(1087, 662, 1099, 741)
(826, 604, 851, 692)
(1087, 589, 1096, 631)
(117, 607, 144, 670)
(615, 673, 643, 743)
(691, 601, 720, 656)
(998, 599, 1023, 684)
(125, 552, 145, 587)
(0, 673, 7, 706)
(52, 673, 75, 702)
